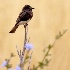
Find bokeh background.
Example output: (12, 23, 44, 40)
(0, 0, 70, 70)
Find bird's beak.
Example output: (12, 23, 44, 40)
(32, 8, 35, 9)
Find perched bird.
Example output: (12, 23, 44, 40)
(9, 5, 34, 33)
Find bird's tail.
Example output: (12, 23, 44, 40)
(9, 25, 19, 33)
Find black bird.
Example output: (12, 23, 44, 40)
(9, 5, 34, 33)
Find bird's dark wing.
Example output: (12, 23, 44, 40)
(15, 11, 26, 25)
(15, 11, 33, 26)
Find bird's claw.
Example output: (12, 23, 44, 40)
(24, 23, 28, 28)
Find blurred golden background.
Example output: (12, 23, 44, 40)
(0, 0, 70, 70)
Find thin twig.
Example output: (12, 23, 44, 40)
(28, 51, 33, 70)
(23, 24, 28, 54)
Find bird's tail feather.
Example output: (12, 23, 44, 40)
(9, 25, 19, 33)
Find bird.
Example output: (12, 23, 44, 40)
(9, 5, 34, 33)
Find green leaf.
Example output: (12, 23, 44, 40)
(24, 55, 29, 65)
(45, 59, 48, 63)
(24, 60, 29, 64)
(25, 55, 29, 60)
(48, 44, 52, 49)
(5, 59, 9, 61)
(59, 31, 61, 35)
(43, 48, 46, 53)
(38, 62, 44, 69)
(63, 30, 67, 34)
(44, 59, 51, 66)
(10, 53, 15, 57)
(56, 30, 67, 40)
(5, 64, 12, 68)
(56, 35, 60, 39)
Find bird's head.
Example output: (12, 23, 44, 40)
(22, 5, 34, 11)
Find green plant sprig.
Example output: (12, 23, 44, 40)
(31, 30, 67, 70)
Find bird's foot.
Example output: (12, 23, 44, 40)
(24, 23, 28, 28)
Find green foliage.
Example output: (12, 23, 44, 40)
(48, 44, 52, 49)
(6, 64, 12, 69)
(10, 53, 15, 57)
(3, 30, 67, 70)
(24, 55, 30, 64)
(32, 30, 67, 70)
(44, 59, 51, 66)
(38, 62, 44, 69)
(5, 53, 15, 69)
(55, 30, 67, 40)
